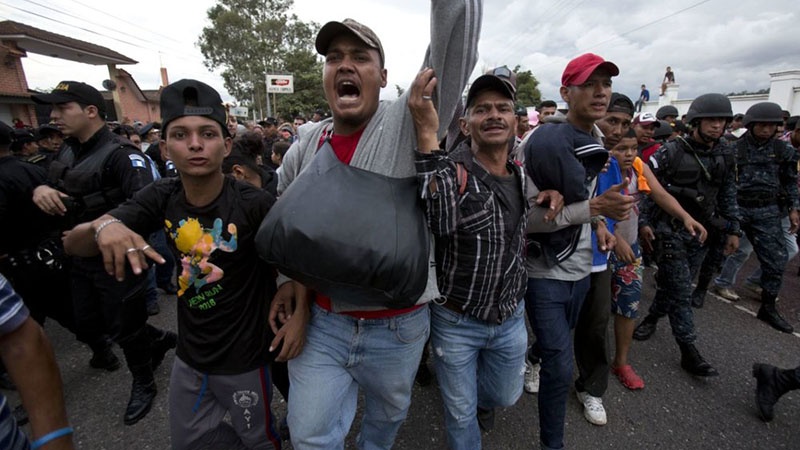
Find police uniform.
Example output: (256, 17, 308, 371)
(33, 80, 175, 425)
(638, 133, 739, 376)
(0, 121, 75, 330)
(0, 154, 76, 329)
(734, 131, 799, 331)
(46, 126, 170, 364)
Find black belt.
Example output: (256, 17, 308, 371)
(0, 243, 64, 271)
(737, 196, 778, 208)
(437, 298, 466, 315)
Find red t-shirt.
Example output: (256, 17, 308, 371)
(314, 127, 423, 319)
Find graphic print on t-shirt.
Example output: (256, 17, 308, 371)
(165, 217, 237, 305)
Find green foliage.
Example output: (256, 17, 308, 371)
(198, 0, 327, 119)
(513, 65, 542, 108)
(726, 88, 770, 96)
(395, 84, 405, 98)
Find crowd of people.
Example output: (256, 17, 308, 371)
(1, 1, 799, 449)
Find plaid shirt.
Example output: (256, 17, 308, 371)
(415, 144, 528, 324)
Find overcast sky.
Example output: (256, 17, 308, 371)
(3, 0, 799, 110)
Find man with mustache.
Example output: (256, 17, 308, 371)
(272, 3, 482, 449)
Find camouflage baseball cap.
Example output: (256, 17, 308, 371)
(315, 19, 385, 67)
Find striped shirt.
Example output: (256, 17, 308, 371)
(416, 144, 529, 324)
(0, 274, 31, 450)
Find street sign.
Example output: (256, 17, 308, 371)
(267, 74, 294, 94)
(229, 106, 248, 117)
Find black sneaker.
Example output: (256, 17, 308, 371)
(90, 346, 121, 372)
(477, 407, 495, 432)
(151, 331, 178, 370)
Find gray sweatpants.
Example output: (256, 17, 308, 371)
(169, 356, 281, 450)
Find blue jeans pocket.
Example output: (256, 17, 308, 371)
(394, 307, 430, 344)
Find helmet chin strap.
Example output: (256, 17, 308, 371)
(692, 124, 717, 146)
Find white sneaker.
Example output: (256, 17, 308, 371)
(576, 391, 607, 426)
(524, 361, 540, 394)
(712, 285, 740, 301)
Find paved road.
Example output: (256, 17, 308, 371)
(6, 254, 800, 449)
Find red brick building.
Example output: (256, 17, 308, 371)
(101, 68, 162, 124)
(0, 20, 144, 127)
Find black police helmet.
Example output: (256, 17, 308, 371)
(742, 102, 784, 127)
(656, 105, 679, 120)
(653, 120, 673, 140)
(685, 93, 732, 124)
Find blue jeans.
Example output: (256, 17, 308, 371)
(715, 235, 753, 288)
(716, 216, 799, 288)
(525, 276, 590, 450)
(287, 304, 429, 450)
(430, 301, 527, 450)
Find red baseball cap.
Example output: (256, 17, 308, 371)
(561, 53, 619, 87)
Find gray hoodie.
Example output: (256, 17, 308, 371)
(278, 0, 483, 312)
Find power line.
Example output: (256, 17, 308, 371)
(2, 2, 204, 65)
(496, 0, 715, 76)
(2, 2, 150, 51)
(577, 0, 714, 53)
(66, 0, 187, 46)
(20, 0, 191, 57)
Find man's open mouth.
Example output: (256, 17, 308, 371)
(337, 80, 361, 99)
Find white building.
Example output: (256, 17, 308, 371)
(640, 69, 800, 117)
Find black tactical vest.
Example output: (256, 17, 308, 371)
(662, 138, 732, 220)
(46, 135, 128, 223)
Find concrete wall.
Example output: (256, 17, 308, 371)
(639, 69, 799, 118)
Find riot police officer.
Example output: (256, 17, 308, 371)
(656, 105, 679, 122)
(0, 121, 76, 332)
(30, 81, 175, 426)
(634, 94, 741, 377)
(731, 102, 798, 333)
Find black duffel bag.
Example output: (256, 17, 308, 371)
(256, 140, 430, 309)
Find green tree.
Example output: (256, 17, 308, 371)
(198, 0, 327, 119)
(726, 88, 770, 96)
(513, 65, 542, 108)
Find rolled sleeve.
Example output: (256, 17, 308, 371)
(415, 150, 459, 235)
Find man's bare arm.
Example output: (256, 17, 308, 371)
(1, 318, 74, 450)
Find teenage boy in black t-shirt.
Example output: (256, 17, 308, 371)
(64, 79, 282, 449)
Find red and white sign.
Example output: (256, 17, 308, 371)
(267, 74, 294, 94)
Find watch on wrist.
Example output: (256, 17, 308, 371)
(590, 215, 607, 229)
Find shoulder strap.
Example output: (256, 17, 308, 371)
(660, 140, 686, 181)
(455, 162, 468, 195)
(772, 138, 792, 162)
(736, 138, 748, 167)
